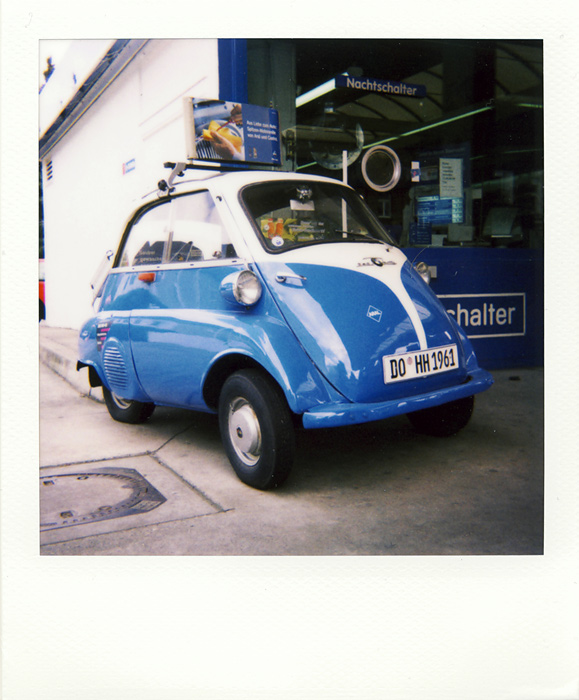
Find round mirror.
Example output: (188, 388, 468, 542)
(361, 145, 401, 192)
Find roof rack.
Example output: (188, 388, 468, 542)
(158, 160, 279, 194)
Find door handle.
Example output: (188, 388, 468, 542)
(275, 273, 307, 284)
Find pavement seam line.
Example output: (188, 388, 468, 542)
(148, 452, 230, 514)
(40, 511, 232, 550)
(40, 452, 153, 469)
(149, 423, 199, 453)
(40, 426, 229, 512)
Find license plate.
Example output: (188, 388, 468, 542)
(383, 344, 458, 383)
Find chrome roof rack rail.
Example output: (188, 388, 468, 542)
(157, 160, 280, 195)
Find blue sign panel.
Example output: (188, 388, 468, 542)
(243, 104, 282, 165)
(184, 98, 281, 166)
(416, 195, 464, 225)
(335, 75, 426, 98)
(438, 293, 526, 338)
(409, 222, 432, 245)
(122, 158, 136, 175)
(402, 248, 543, 369)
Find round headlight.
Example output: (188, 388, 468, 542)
(234, 270, 262, 305)
(414, 261, 431, 285)
(221, 270, 263, 306)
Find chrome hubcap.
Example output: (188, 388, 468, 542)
(228, 398, 261, 467)
(111, 393, 132, 410)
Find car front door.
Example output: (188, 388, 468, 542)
(102, 189, 245, 409)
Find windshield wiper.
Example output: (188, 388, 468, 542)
(334, 230, 386, 244)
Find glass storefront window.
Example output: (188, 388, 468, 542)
(284, 39, 543, 249)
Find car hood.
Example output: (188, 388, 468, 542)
(256, 243, 468, 403)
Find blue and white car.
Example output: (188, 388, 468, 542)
(78, 168, 493, 489)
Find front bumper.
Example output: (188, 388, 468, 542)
(301, 367, 493, 429)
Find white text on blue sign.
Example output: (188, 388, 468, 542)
(336, 75, 426, 98)
(438, 293, 526, 338)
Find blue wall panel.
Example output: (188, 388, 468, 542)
(403, 248, 544, 369)
(218, 39, 248, 103)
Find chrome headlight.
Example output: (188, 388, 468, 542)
(414, 261, 431, 285)
(220, 269, 263, 306)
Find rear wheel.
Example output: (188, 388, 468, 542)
(102, 386, 155, 424)
(218, 370, 295, 490)
(407, 396, 474, 437)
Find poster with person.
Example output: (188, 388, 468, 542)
(184, 97, 281, 165)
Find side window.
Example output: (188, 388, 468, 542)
(118, 191, 237, 268)
(119, 201, 168, 267)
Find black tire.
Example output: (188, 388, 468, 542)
(218, 369, 295, 490)
(407, 395, 475, 437)
(102, 386, 155, 424)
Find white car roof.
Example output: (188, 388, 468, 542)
(142, 167, 350, 205)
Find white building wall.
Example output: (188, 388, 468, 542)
(41, 39, 220, 329)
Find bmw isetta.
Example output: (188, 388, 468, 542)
(78, 166, 493, 489)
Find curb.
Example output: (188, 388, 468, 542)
(39, 326, 103, 402)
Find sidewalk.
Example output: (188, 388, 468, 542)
(38, 320, 544, 557)
(39, 323, 102, 401)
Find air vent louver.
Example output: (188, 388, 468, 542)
(103, 346, 128, 392)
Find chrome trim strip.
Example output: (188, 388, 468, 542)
(109, 258, 244, 274)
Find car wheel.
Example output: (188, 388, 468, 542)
(407, 395, 474, 437)
(218, 370, 295, 490)
(102, 386, 155, 424)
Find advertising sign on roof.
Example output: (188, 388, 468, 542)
(335, 74, 426, 98)
(184, 98, 281, 165)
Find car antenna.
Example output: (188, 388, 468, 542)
(410, 247, 428, 265)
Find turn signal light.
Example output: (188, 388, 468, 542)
(414, 262, 431, 285)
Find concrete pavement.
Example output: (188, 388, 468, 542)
(39, 322, 544, 556)
(39, 323, 99, 399)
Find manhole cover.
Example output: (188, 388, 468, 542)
(40, 467, 166, 531)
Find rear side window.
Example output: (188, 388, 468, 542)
(118, 191, 237, 268)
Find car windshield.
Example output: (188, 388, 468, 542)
(240, 180, 396, 253)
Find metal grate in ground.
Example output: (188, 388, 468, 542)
(40, 455, 226, 546)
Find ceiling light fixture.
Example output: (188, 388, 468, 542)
(295, 72, 349, 108)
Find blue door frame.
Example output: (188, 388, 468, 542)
(218, 39, 248, 103)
